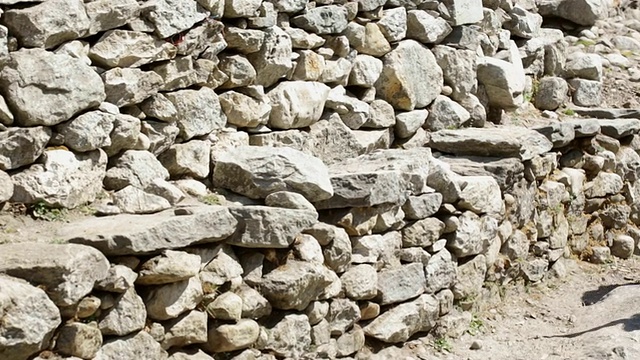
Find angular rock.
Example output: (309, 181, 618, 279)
(429, 127, 553, 161)
(159, 140, 211, 179)
(247, 26, 293, 87)
(349, 55, 383, 87)
(598, 119, 640, 139)
(164, 87, 226, 141)
(291, 5, 349, 35)
(433, 46, 476, 101)
(534, 77, 568, 110)
(102, 67, 163, 107)
(425, 249, 457, 294)
(219, 90, 271, 128)
(443, 0, 483, 25)
(476, 44, 526, 109)
(94, 331, 168, 360)
(213, 146, 332, 201)
(261, 314, 311, 358)
(145, 0, 208, 38)
(11, 149, 107, 208)
(267, 81, 330, 129)
(375, 40, 443, 111)
(402, 193, 442, 220)
(378, 263, 426, 305)
(447, 212, 498, 258)
(402, 218, 445, 247)
(99, 287, 146, 336)
(103, 114, 142, 157)
(0, 275, 61, 360)
(363, 294, 439, 343)
(0, 49, 105, 126)
(224, 0, 262, 17)
(569, 79, 601, 107)
(90, 30, 177, 68)
(457, 176, 504, 215)
(265, 191, 316, 211)
(426, 95, 471, 131)
(162, 310, 208, 350)
(55, 322, 102, 359)
(62, 206, 237, 255)
(0, 170, 12, 203)
(206, 319, 260, 353)
(205, 292, 242, 321)
(3, 0, 90, 49)
(86, 0, 141, 35)
(138, 250, 201, 285)
(104, 150, 169, 191)
(145, 276, 203, 321)
(341, 264, 378, 300)
(378, 7, 407, 42)
(538, 0, 607, 26)
(407, 10, 452, 44)
(0, 126, 51, 171)
(0, 243, 109, 306)
(57, 111, 114, 152)
(451, 254, 487, 299)
(258, 260, 334, 310)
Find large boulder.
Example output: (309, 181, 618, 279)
(537, 0, 608, 26)
(11, 149, 108, 208)
(60, 206, 238, 256)
(476, 41, 526, 110)
(0, 49, 105, 126)
(363, 294, 439, 343)
(375, 40, 443, 111)
(0, 275, 61, 360)
(213, 146, 333, 201)
(0, 243, 109, 306)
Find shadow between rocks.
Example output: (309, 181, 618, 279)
(581, 283, 640, 306)
(544, 313, 640, 339)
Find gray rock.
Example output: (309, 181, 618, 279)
(95, 265, 138, 293)
(407, 10, 452, 44)
(113, 185, 171, 214)
(349, 55, 383, 87)
(161, 310, 208, 350)
(247, 26, 293, 87)
(3, 0, 90, 49)
(86, 0, 140, 35)
(402, 193, 442, 220)
(0, 243, 109, 306)
(451, 254, 487, 299)
(375, 40, 443, 111)
(213, 146, 332, 201)
(426, 95, 471, 131)
(377, 263, 426, 305)
(61, 206, 237, 255)
(142, 120, 180, 155)
(363, 294, 439, 343)
(145, 0, 208, 38)
(261, 314, 311, 358)
(102, 67, 163, 107)
(225, 27, 265, 54)
(395, 109, 429, 138)
(168, 349, 214, 360)
(457, 176, 504, 215)
(55, 322, 103, 359)
(504, 5, 542, 39)
(234, 284, 272, 319)
(447, 212, 498, 258)
(104, 114, 142, 157)
(258, 260, 334, 310)
(224, 0, 262, 17)
(522, 258, 549, 282)
(265, 191, 316, 211)
(0, 170, 12, 203)
(535, 77, 568, 110)
(443, 0, 483, 25)
(205, 292, 243, 321)
(538, 0, 607, 26)
(378, 7, 407, 42)
(402, 218, 445, 247)
(94, 331, 168, 360)
(341, 264, 378, 300)
(327, 298, 360, 335)
(476, 43, 526, 109)
(206, 319, 260, 353)
(104, 150, 169, 191)
(0, 49, 105, 126)
(164, 87, 226, 141)
(99, 287, 146, 336)
(433, 46, 477, 102)
(315, 148, 432, 209)
(218, 54, 256, 89)
(598, 119, 640, 138)
(145, 276, 203, 320)
(11, 149, 107, 208)
(57, 111, 114, 152)
(569, 79, 602, 107)
(145, 179, 185, 205)
(267, 81, 330, 129)
(425, 248, 457, 294)
(159, 140, 211, 179)
(585, 172, 623, 198)
(0, 126, 51, 170)
(611, 235, 634, 259)
(291, 5, 349, 35)
(138, 250, 201, 285)
(89, 30, 177, 68)
(429, 127, 553, 161)
(0, 275, 61, 360)
(219, 90, 271, 128)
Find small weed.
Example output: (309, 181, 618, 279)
(562, 108, 576, 116)
(52, 238, 66, 244)
(621, 50, 635, 58)
(575, 39, 596, 47)
(78, 205, 96, 216)
(198, 194, 221, 206)
(434, 337, 452, 352)
(31, 202, 67, 222)
(468, 316, 484, 336)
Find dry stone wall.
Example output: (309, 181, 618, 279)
(0, 0, 636, 359)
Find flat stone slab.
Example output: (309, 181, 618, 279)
(429, 127, 553, 161)
(313, 148, 432, 210)
(562, 119, 601, 137)
(437, 155, 524, 191)
(597, 119, 640, 138)
(60, 206, 238, 255)
(570, 107, 640, 119)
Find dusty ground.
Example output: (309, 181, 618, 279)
(390, 257, 640, 360)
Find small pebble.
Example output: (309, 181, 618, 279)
(470, 340, 483, 350)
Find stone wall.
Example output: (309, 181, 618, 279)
(0, 0, 634, 359)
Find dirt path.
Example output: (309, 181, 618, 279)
(406, 258, 640, 360)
